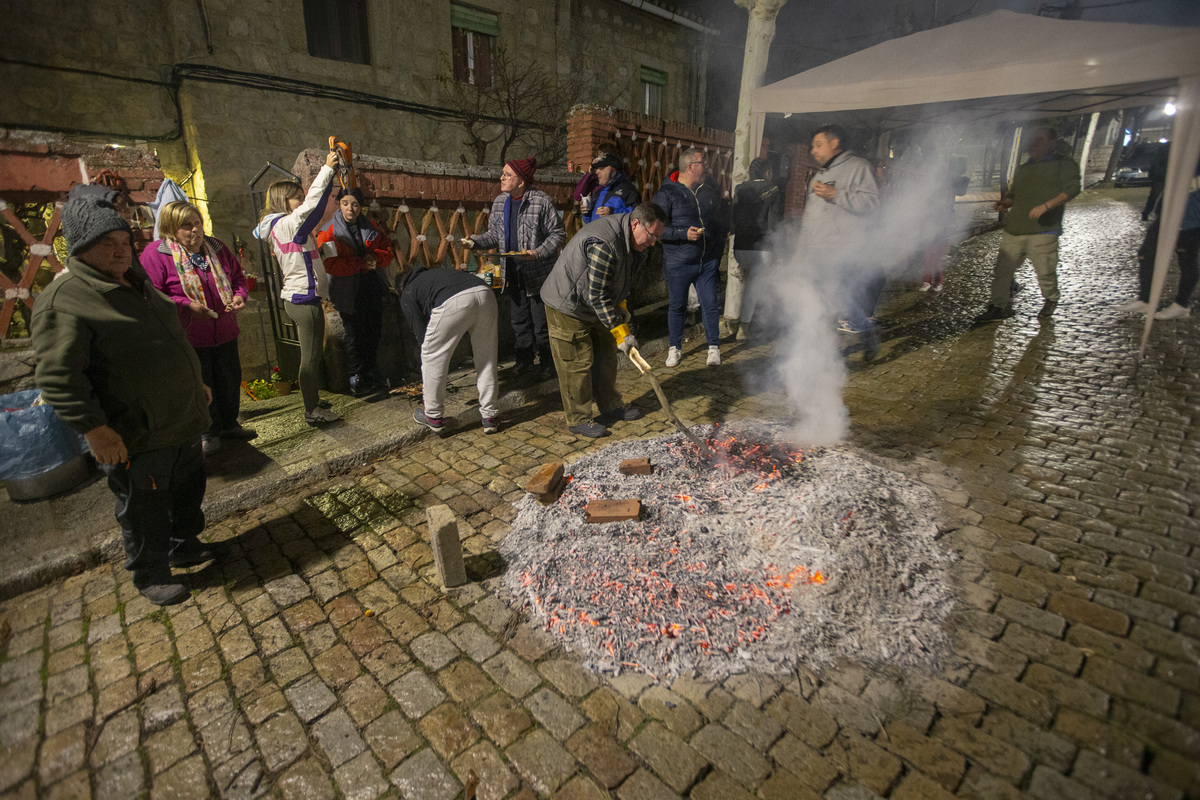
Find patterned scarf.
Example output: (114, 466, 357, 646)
(167, 238, 234, 311)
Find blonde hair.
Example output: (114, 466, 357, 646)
(158, 200, 203, 242)
(261, 180, 303, 220)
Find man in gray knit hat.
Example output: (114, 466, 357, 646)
(33, 193, 213, 606)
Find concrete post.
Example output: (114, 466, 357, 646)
(427, 505, 468, 589)
(723, 0, 787, 330)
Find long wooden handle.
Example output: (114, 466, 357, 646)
(627, 347, 712, 458)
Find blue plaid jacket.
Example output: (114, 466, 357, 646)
(471, 189, 566, 294)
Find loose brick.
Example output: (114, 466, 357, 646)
(585, 499, 641, 524)
(525, 462, 564, 495)
(618, 458, 653, 475)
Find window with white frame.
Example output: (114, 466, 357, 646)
(641, 66, 667, 117)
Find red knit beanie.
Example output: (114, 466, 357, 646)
(506, 158, 537, 184)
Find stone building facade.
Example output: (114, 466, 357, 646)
(1, 0, 712, 245)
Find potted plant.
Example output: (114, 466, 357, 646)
(271, 366, 294, 395)
(244, 272, 259, 292)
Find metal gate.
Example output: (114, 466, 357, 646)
(247, 162, 302, 381)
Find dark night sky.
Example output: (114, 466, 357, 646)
(682, 0, 1200, 130)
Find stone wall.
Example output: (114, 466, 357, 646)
(2, 0, 712, 251)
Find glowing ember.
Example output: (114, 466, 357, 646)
(499, 420, 954, 680)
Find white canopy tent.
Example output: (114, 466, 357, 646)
(749, 11, 1200, 356)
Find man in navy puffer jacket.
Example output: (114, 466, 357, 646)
(652, 147, 729, 367)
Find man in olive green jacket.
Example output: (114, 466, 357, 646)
(33, 194, 212, 605)
(976, 126, 1081, 322)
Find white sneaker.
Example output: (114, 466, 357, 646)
(706, 346, 721, 366)
(1155, 303, 1191, 320)
(1114, 298, 1150, 313)
(932, 283, 943, 293)
(665, 347, 682, 367)
(919, 282, 932, 292)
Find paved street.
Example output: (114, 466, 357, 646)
(3, 189, 1199, 800)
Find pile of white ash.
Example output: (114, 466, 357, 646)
(499, 420, 955, 681)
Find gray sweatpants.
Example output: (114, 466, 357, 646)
(421, 285, 499, 420)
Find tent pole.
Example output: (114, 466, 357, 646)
(1140, 77, 1200, 360)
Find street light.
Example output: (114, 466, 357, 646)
(1164, 102, 1177, 116)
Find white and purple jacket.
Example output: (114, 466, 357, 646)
(253, 165, 335, 304)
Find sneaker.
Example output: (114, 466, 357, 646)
(201, 434, 221, 456)
(1114, 298, 1151, 313)
(482, 417, 500, 434)
(140, 583, 189, 606)
(413, 408, 445, 433)
(1037, 300, 1058, 318)
(706, 346, 721, 366)
(317, 400, 333, 410)
(218, 424, 257, 440)
(735, 323, 749, 341)
(837, 320, 861, 333)
(598, 406, 643, 425)
(665, 347, 682, 367)
(568, 421, 608, 438)
(1155, 303, 1191, 320)
(932, 283, 944, 293)
(305, 407, 341, 425)
(974, 304, 1014, 324)
(919, 281, 932, 292)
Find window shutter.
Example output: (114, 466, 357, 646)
(451, 4, 500, 36)
(640, 66, 668, 87)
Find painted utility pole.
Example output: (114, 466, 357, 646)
(722, 0, 787, 332)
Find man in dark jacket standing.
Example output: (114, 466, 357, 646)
(732, 157, 783, 340)
(464, 158, 565, 379)
(541, 203, 666, 438)
(33, 194, 213, 606)
(653, 147, 729, 367)
(399, 266, 500, 435)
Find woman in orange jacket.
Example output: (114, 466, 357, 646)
(317, 188, 396, 395)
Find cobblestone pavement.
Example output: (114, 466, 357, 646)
(3, 190, 1199, 799)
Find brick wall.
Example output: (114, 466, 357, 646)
(566, 106, 735, 200)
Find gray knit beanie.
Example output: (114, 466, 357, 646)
(62, 194, 131, 256)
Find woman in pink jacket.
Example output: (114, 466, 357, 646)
(141, 200, 254, 455)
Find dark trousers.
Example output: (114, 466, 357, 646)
(100, 439, 206, 588)
(195, 339, 242, 432)
(665, 256, 721, 348)
(1139, 224, 1200, 306)
(509, 286, 551, 367)
(341, 278, 384, 378)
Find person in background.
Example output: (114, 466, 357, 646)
(540, 203, 666, 438)
(141, 201, 253, 456)
(732, 157, 782, 340)
(581, 155, 641, 225)
(33, 194, 213, 606)
(1116, 156, 1200, 319)
(253, 150, 340, 425)
(975, 126, 1080, 323)
(463, 158, 565, 379)
(655, 147, 730, 367)
(400, 266, 500, 435)
(573, 142, 619, 212)
(805, 124, 881, 359)
(318, 187, 395, 396)
(920, 156, 970, 292)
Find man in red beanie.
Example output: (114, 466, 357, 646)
(464, 157, 566, 379)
